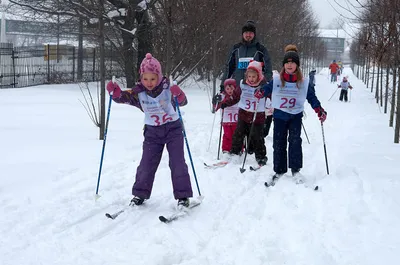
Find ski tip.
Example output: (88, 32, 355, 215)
(314, 185, 319, 191)
(264, 182, 269, 187)
(105, 213, 114, 219)
(159, 216, 169, 223)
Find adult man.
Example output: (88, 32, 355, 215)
(329, 60, 340, 83)
(220, 20, 272, 91)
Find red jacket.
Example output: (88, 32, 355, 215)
(221, 80, 266, 124)
(329, 63, 340, 74)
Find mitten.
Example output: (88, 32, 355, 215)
(314, 106, 327, 123)
(254, 88, 264, 99)
(349, 85, 353, 89)
(212, 94, 222, 105)
(106, 81, 121, 98)
(170, 85, 186, 104)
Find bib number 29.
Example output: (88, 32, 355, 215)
(280, 97, 296, 108)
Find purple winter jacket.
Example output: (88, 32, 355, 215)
(112, 77, 188, 111)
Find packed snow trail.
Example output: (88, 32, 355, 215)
(0, 68, 400, 265)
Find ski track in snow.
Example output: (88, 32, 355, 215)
(1, 68, 400, 264)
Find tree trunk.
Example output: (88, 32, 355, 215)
(389, 67, 397, 127)
(380, 65, 383, 106)
(99, 1, 106, 140)
(136, 9, 152, 78)
(384, 66, 389, 113)
(375, 64, 379, 103)
(77, 18, 84, 81)
(395, 67, 400, 143)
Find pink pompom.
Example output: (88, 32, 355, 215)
(145, 53, 152, 59)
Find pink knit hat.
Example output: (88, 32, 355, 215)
(140, 53, 163, 85)
(223, 78, 237, 88)
(246, 60, 264, 85)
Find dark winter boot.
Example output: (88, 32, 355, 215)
(265, 173, 284, 187)
(130, 196, 145, 206)
(256, 156, 268, 166)
(177, 198, 190, 208)
(291, 169, 304, 184)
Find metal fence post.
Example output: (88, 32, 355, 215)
(72, 46, 75, 82)
(47, 44, 50, 83)
(92, 47, 96, 82)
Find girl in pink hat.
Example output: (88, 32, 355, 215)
(106, 53, 193, 208)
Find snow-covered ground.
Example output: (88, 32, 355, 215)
(1, 68, 400, 265)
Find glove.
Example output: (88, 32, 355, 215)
(220, 103, 227, 109)
(220, 84, 225, 93)
(170, 85, 182, 96)
(349, 85, 353, 90)
(314, 106, 327, 123)
(106, 81, 121, 98)
(254, 88, 264, 99)
(212, 94, 222, 105)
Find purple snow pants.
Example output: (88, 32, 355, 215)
(132, 119, 193, 200)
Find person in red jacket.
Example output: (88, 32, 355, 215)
(212, 79, 240, 153)
(329, 60, 340, 83)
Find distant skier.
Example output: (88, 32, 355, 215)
(338, 76, 353, 102)
(212, 78, 240, 154)
(329, 60, 340, 83)
(255, 45, 327, 184)
(221, 60, 268, 166)
(106, 53, 193, 208)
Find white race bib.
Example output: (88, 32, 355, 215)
(271, 77, 309, 115)
(238, 81, 266, 112)
(139, 89, 179, 126)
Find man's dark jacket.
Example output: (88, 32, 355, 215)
(220, 38, 272, 91)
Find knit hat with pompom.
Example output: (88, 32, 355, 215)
(223, 78, 237, 88)
(282, 44, 300, 66)
(140, 53, 163, 85)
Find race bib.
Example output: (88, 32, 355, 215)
(271, 77, 309, 115)
(222, 104, 239, 123)
(238, 57, 253, 70)
(139, 89, 179, 126)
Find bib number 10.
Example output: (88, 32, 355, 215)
(280, 97, 296, 108)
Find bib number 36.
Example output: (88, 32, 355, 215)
(151, 113, 173, 125)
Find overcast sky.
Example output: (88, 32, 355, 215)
(309, 0, 361, 28)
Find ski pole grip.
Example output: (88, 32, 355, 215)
(111, 76, 116, 95)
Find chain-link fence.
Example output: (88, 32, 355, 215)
(0, 43, 123, 88)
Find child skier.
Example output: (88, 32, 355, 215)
(212, 79, 240, 153)
(222, 61, 268, 166)
(338, 76, 353, 102)
(106, 53, 193, 208)
(255, 45, 327, 184)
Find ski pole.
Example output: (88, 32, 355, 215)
(95, 76, 115, 199)
(240, 99, 260, 173)
(349, 89, 352, 102)
(174, 92, 202, 196)
(207, 106, 217, 152)
(320, 122, 329, 175)
(328, 86, 339, 101)
(301, 122, 310, 144)
(217, 109, 224, 160)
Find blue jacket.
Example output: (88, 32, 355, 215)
(262, 77, 321, 121)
